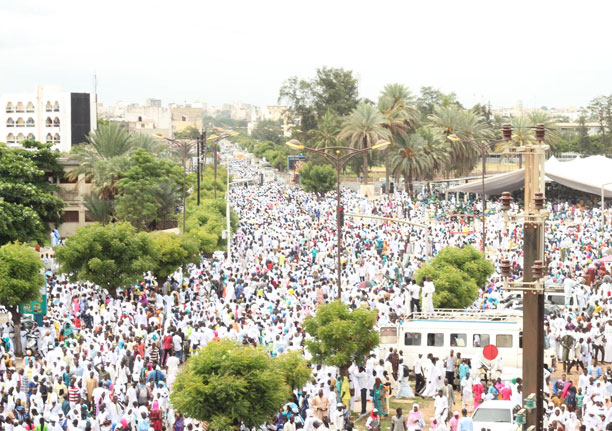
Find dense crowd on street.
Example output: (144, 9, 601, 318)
(0, 149, 612, 431)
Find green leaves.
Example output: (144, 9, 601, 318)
(414, 245, 494, 309)
(171, 340, 291, 430)
(299, 162, 336, 196)
(115, 149, 183, 230)
(303, 300, 379, 370)
(0, 243, 44, 307)
(54, 222, 156, 296)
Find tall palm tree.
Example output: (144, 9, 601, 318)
(308, 110, 342, 149)
(339, 102, 390, 184)
(69, 123, 135, 199)
(428, 106, 491, 176)
(379, 84, 420, 194)
(419, 127, 450, 189)
(390, 132, 430, 197)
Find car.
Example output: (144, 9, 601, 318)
(471, 400, 521, 431)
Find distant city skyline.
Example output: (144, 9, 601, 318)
(2, 1, 612, 111)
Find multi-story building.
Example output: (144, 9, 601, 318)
(0, 85, 96, 153)
(171, 106, 203, 132)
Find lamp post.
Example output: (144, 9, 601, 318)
(286, 139, 390, 300)
(447, 124, 512, 253)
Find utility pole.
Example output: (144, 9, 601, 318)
(197, 133, 201, 206)
(500, 124, 548, 431)
(214, 140, 218, 199)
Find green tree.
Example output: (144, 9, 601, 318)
(149, 232, 199, 286)
(70, 123, 137, 199)
(185, 199, 237, 255)
(299, 162, 336, 196)
(303, 300, 379, 376)
(339, 102, 390, 184)
(251, 120, 284, 145)
(171, 339, 290, 431)
(414, 245, 494, 308)
(114, 149, 183, 230)
(279, 67, 359, 134)
(379, 84, 420, 194)
(275, 351, 312, 391)
(416, 86, 462, 117)
(0, 141, 65, 245)
(83, 194, 114, 225)
(55, 222, 156, 297)
(391, 132, 431, 196)
(0, 243, 44, 356)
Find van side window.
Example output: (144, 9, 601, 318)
(450, 333, 466, 347)
(473, 334, 490, 347)
(496, 334, 513, 348)
(427, 333, 444, 347)
(404, 332, 421, 346)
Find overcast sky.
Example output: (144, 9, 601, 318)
(2, 0, 611, 109)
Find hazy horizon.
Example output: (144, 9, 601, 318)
(2, 0, 612, 110)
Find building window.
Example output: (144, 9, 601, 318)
(15, 118, 25, 127)
(46, 102, 53, 112)
(6, 118, 14, 127)
(53, 101, 60, 112)
(181, 115, 187, 121)
(59, 174, 77, 184)
(53, 117, 60, 127)
(46, 133, 53, 143)
(54, 133, 60, 143)
(6, 133, 15, 144)
(138, 116, 142, 122)
(26, 133, 35, 140)
(26, 102, 35, 113)
(61, 211, 79, 223)
(26, 117, 35, 127)
(6, 102, 14, 113)
(16, 133, 25, 143)
(46, 117, 53, 127)
(15, 102, 24, 113)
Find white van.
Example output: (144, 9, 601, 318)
(379, 310, 552, 372)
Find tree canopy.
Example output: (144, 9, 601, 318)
(0, 141, 64, 245)
(149, 231, 199, 285)
(171, 339, 291, 430)
(414, 245, 494, 308)
(0, 242, 44, 356)
(299, 162, 336, 196)
(54, 222, 156, 297)
(303, 300, 379, 375)
(279, 67, 359, 133)
(115, 149, 183, 230)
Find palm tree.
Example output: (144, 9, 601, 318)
(308, 110, 341, 149)
(339, 102, 390, 184)
(155, 181, 181, 224)
(419, 127, 450, 190)
(390, 132, 430, 197)
(83, 194, 114, 225)
(428, 106, 491, 176)
(379, 84, 420, 194)
(69, 123, 135, 199)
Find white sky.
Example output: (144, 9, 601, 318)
(2, 0, 611, 109)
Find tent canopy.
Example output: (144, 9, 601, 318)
(447, 155, 612, 197)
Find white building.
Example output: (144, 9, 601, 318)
(0, 85, 96, 153)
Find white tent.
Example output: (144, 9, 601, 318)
(447, 155, 612, 197)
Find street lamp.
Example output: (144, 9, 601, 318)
(447, 124, 512, 253)
(285, 139, 390, 300)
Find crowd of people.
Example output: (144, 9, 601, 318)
(0, 147, 611, 431)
